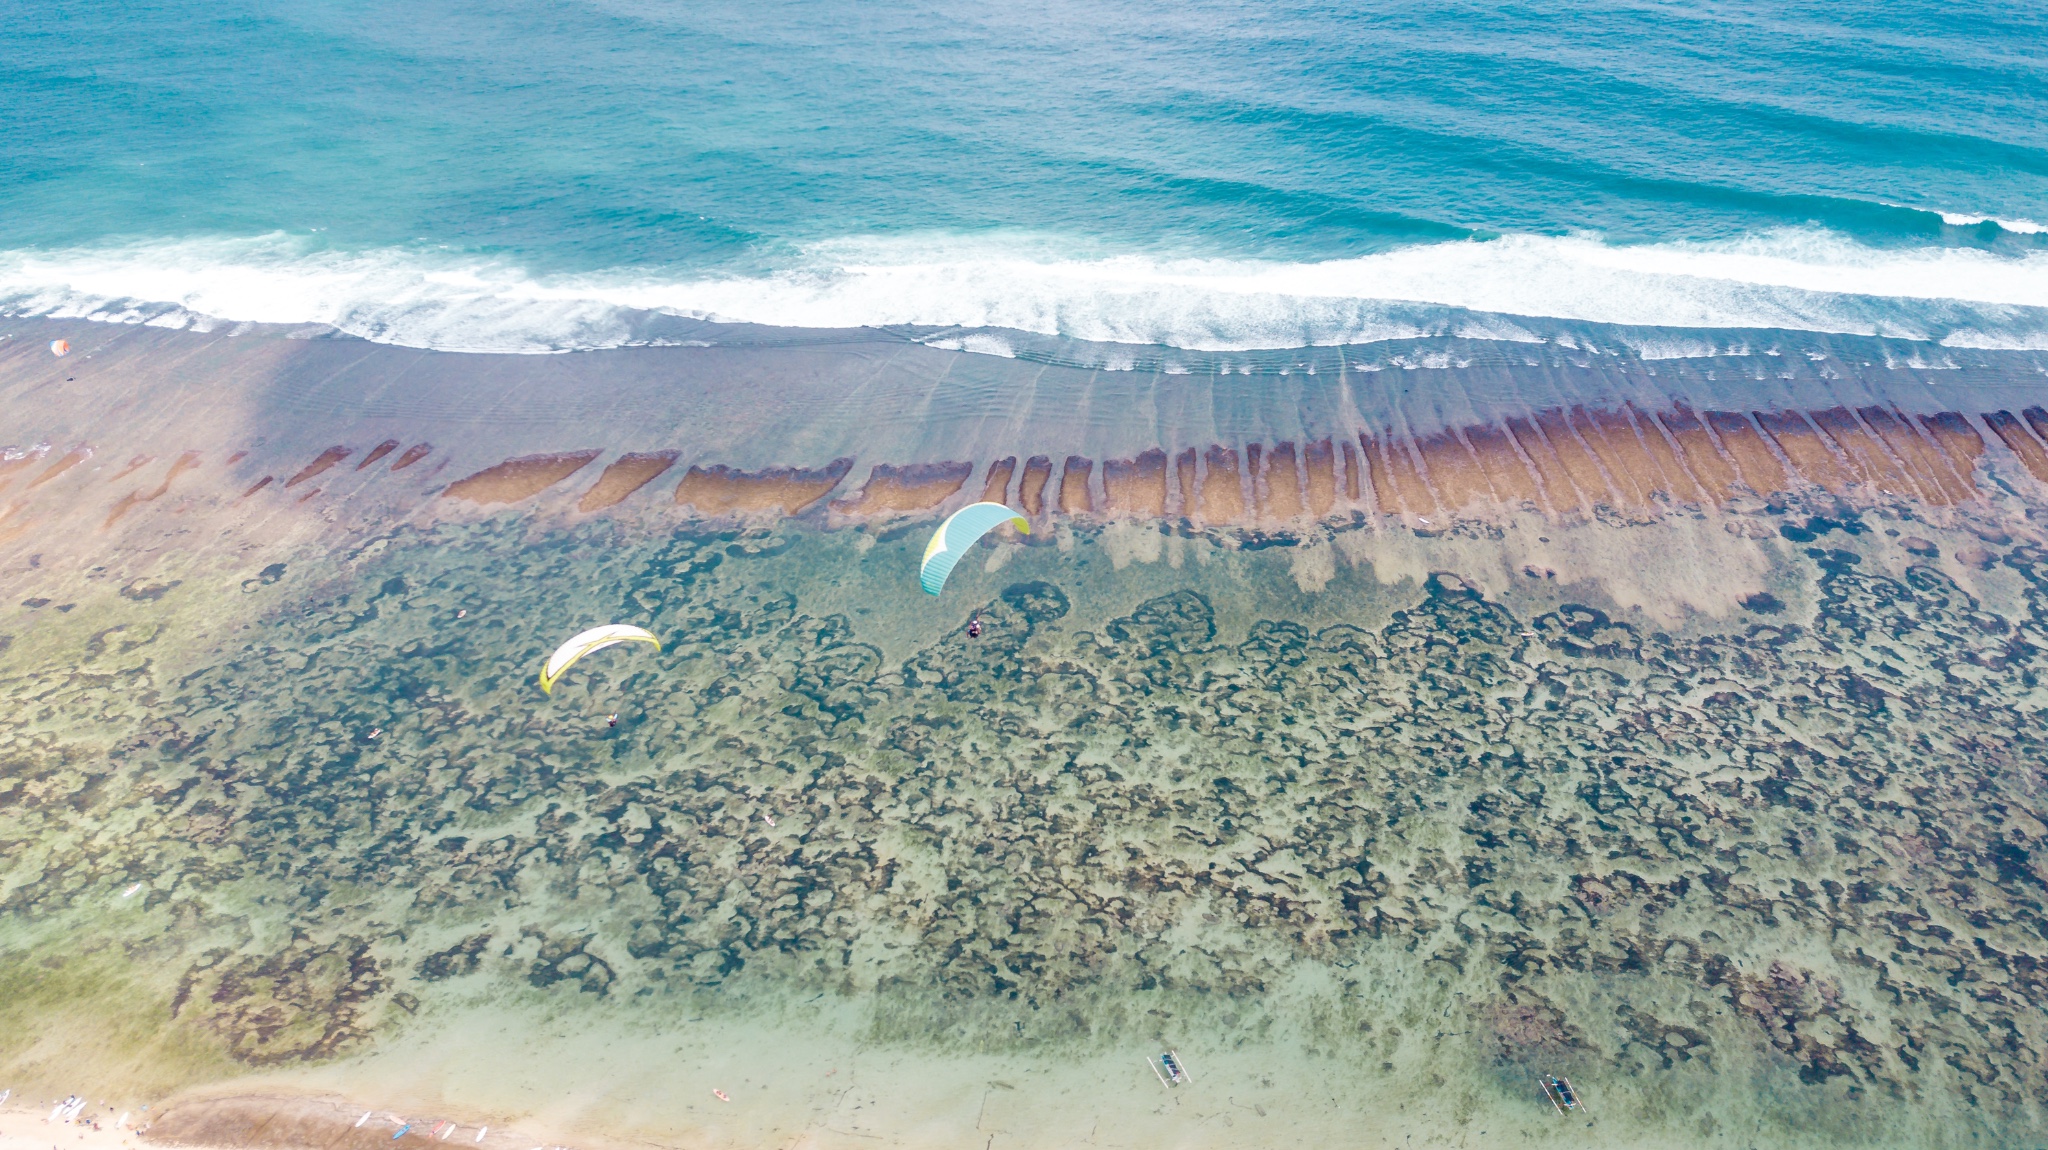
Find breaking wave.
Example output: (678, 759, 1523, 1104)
(5, 228, 2048, 355)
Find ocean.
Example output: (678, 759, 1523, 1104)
(8, 5, 2048, 1149)
(5, 0, 2047, 355)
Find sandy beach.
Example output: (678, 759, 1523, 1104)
(3, 1093, 542, 1150)
(0, 1101, 150, 1150)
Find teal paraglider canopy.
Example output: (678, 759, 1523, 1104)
(920, 502, 1028, 595)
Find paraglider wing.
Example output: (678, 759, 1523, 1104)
(539, 624, 660, 694)
(49, 340, 70, 357)
(920, 502, 1028, 595)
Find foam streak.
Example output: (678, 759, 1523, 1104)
(4, 229, 2048, 355)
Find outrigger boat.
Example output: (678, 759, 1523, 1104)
(1149, 1050, 1194, 1088)
(1539, 1073, 1587, 1116)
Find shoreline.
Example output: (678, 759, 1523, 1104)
(0, 1092, 544, 1150)
(0, 1100, 152, 1150)
(3, 314, 2043, 591)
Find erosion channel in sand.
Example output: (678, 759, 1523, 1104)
(5, 316, 2048, 1150)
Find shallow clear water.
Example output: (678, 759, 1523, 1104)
(6, 513, 2048, 1147)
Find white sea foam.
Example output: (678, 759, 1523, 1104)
(1878, 201, 2048, 235)
(1941, 329, 2048, 351)
(1628, 336, 1723, 361)
(4, 228, 2048, 355)
(922, 332, 1018, 357)
(1936, 212, 2046, 234)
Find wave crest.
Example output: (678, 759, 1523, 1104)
(4, 229, 2048, 355)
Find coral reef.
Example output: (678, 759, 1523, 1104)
(2, 506, 2047, 1144)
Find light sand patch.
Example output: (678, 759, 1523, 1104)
(1098, 521, 1163, 570)
(0, 501, 33, 545)
(1333, 512, 1776, 625)
(1493, 514, 1775, 625)
(1288, 536, 1335, 592)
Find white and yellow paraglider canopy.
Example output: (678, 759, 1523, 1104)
(920, 502, 1028, 595)
(539, 624, 660, 694)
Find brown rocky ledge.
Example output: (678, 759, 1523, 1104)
(578, 450, 680, 512)
(673, 458, 853, 516)
(831, 461, 973, 518)
(26, 403, 2048, 541)
(443, 450, 602, 504)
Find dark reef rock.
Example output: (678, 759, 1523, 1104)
(171, 936, 387, 1065)
(4, 517, 2048, 1140)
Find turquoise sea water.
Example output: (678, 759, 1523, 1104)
(4, 0, 2048, 352)
(7, 8, 2048, 1141)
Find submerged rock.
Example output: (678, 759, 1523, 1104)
(4, 516, 2048, 1144)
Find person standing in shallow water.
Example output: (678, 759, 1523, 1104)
(966, 616, 982, 639)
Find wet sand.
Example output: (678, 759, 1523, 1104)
(4, 316, 2048, 1149)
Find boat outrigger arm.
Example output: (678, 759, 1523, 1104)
(1149, 1050, 1194, 1088)
(1539, 1074, 1588, 1116)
